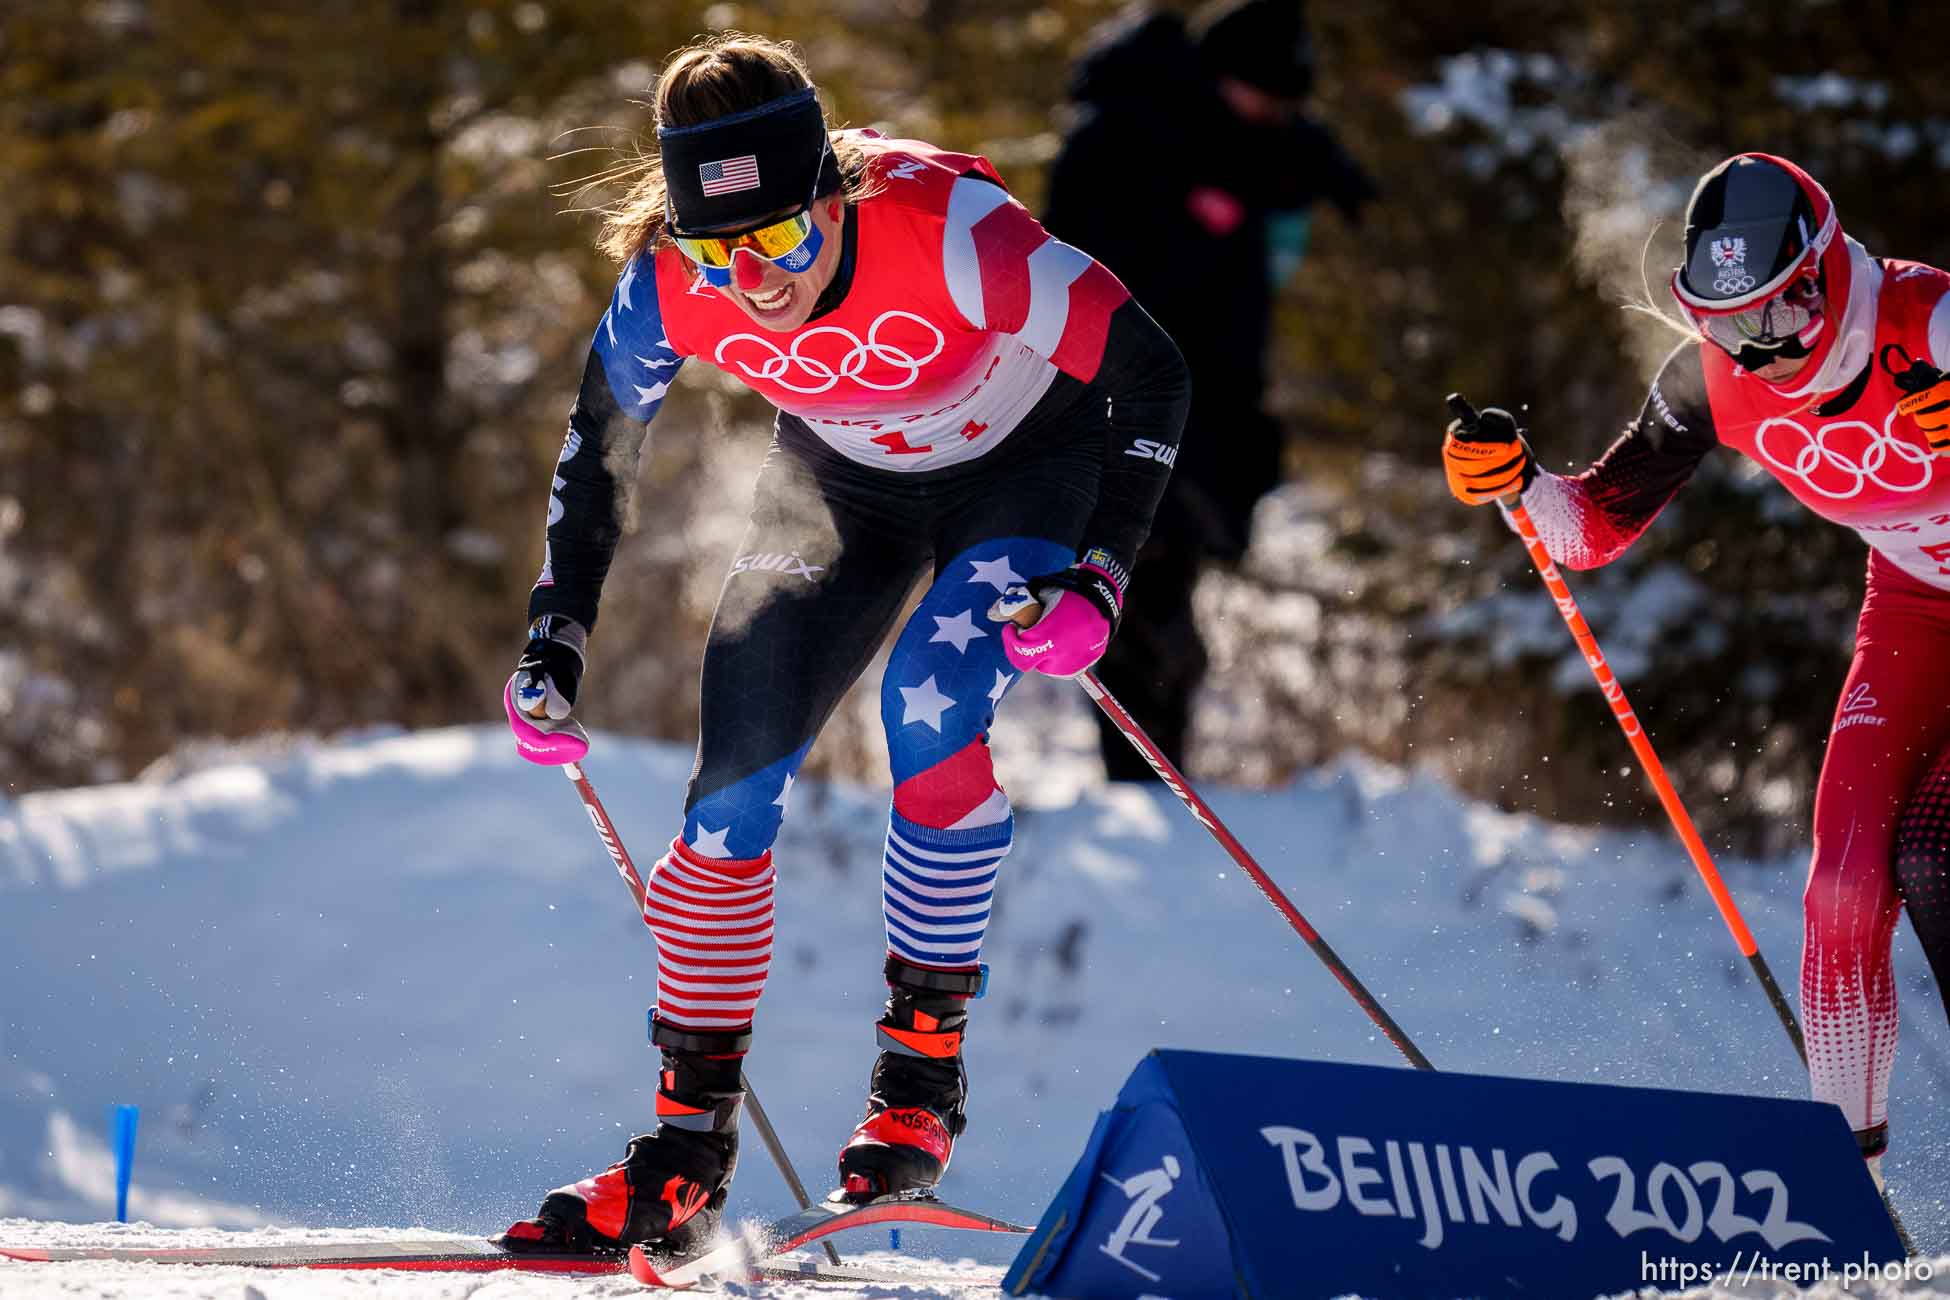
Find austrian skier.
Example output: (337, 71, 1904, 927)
(1442, 153, 1950, 1184)
(498, 33, 1187, 1255)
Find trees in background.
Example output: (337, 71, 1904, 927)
(2, 0, 1942, 854)
(0, 1, 701, 783)
(1237, 1, 1950, 853)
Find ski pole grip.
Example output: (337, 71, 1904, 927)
(1446, 391, 1525, 507)
(987, 589, 1044, 628)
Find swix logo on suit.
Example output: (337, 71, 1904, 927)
(1705, 261, 1950, 592)
(731, 550, 825, 582)
(602, 135, 1128, 474)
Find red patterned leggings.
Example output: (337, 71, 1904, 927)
(1804, 552, 1950, 1141)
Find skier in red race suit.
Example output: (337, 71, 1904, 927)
(1442, 153, 1950, 1186)
(497, 34, 1187, 1256)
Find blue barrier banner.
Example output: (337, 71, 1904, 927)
(1004, 1050, 1904, 1298)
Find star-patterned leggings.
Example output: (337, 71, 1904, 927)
(643, 419, 1099, 1031)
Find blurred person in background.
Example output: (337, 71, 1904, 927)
(1443, 153, 1950, 1190)
(1043, 0, 1374, 778)
(499, 32, 1186, 1256)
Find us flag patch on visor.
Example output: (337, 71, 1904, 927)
(699, 155, 761, 196)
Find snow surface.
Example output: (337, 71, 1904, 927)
(5, 719, 1950, 1296)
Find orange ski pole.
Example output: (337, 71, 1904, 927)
(1447, 394, 1806, 1065)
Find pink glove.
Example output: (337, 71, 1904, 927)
(503, 675, 591, 765)
(1185, 186, 1247, 238)
(998, 562, 1123, 677)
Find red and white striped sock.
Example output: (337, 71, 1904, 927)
(644, 837, 775, 1031)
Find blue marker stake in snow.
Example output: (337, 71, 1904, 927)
(889, 1228, 901, 1252)
(112, 1105, 139, 1223)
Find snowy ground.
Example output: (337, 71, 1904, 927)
(5, 701, 1950, 1297)
(0, 1221, 1003, 1299)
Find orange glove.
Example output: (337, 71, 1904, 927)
(1898, 380, 1950, 453)
(1881, 345, 1950, 455)
(1442, 403, 1536, 506)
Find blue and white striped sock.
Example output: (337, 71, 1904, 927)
(881, 810, 1012, 969)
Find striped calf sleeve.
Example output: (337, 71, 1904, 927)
(645, 837, 775, 1031)
(882, 811, 1011, 968)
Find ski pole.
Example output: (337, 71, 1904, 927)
(1445, 393, 1806, 1065)
(994, 595, 1433, 1069)
(559, 760, 843, 1262)
(1082, 671, 1434, 1069)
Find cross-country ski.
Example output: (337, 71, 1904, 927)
(0, 1193, 1026, 1292)
(11, 2, 1950, 1297)
(627, 1193, 1029, 1288)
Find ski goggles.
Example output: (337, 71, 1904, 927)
(669, 207, 823, 287)
(1673, 269, 1826, 369)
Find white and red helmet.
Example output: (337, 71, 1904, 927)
(1670, 153, 1852, 374)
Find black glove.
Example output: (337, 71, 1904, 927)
(1025, 558, 1124, 636)
(512, 615, 587, 720)
(1442, 400, 1536, 506)
(1884, 345, 1950, 454)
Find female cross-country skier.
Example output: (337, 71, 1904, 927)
(1442, 152, 1950, 1185)
(497, 32, 1187, 1255)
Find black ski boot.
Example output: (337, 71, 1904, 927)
(837, 956, 981, 1202)
(1858, 1121, 1889, 1189)
(500, 1018, 747, 1256)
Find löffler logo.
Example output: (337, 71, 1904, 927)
(1835, 681, 1887, 732)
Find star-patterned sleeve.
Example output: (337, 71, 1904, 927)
(1504, 343, 1721, 569)
(938, 175, 1189, 595)
(527, 253, 683, 632)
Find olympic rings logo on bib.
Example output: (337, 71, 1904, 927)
(1754, 408, 1934, 501)
(715, 311, 946, 394)
(1712, 272, 1756, 294)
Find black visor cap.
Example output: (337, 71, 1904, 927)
(660, 87, 830, 237)
(1678, 158, 1818, 306)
